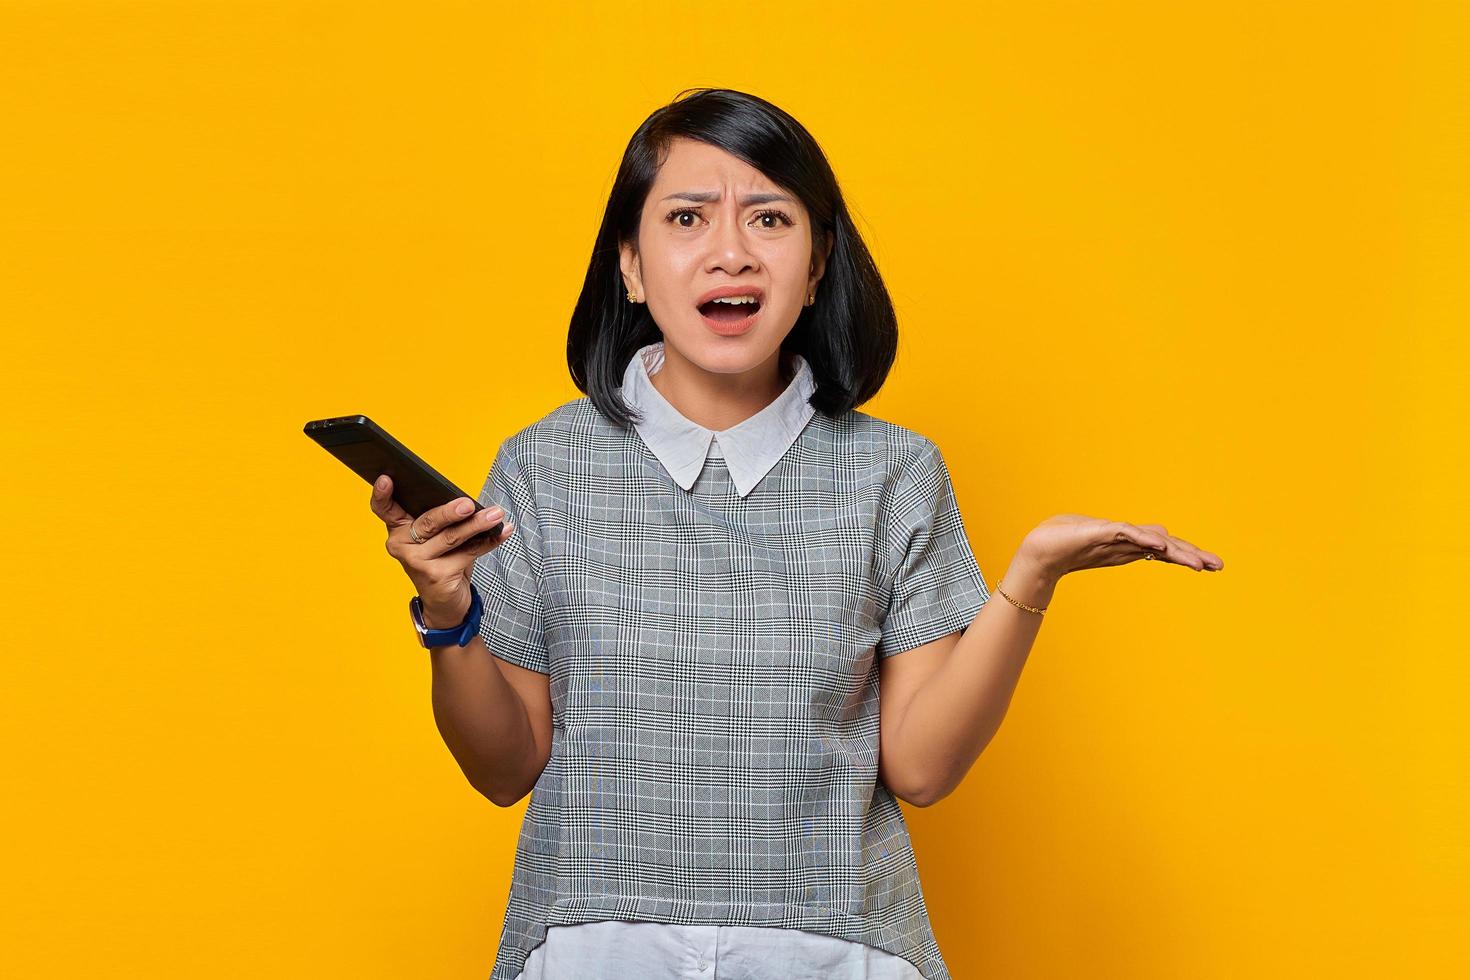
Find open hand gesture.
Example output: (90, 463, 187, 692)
(1019, 514, 1224, 582)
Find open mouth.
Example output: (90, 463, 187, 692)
(697, 297, 763, 323)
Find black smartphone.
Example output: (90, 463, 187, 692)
(303, 414, 504, 547)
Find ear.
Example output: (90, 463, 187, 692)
(619, 240, 643, 300)
(810, 229, 834, 285)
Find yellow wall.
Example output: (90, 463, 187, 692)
(3, 2, 1463, 977)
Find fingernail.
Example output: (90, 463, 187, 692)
(457, 500, 473, 515)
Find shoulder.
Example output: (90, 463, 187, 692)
(497, 396, 606, 464)
(834, 412, 960, 564)
(491, 396, 635, 499)
(829, 409, 943, 486)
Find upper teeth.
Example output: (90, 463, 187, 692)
(710, 295, 758, 305)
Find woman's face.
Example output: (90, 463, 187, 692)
(620, 137, 831, 379)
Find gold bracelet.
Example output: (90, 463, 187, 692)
(994, 581, 1047, 615)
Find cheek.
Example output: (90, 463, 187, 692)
(765, 237, 814, 275)
(645, 238, 703, 280)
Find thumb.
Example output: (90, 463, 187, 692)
(371, 474, 414, 528)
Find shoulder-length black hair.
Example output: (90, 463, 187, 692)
(567, 87, 899, 429)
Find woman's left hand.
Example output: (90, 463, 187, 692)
(1019, 513, 1224, 582)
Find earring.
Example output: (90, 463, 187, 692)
(627, 291, 638, 302)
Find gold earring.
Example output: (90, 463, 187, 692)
(627, 291, 637, 302)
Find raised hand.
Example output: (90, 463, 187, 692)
(370, 474, 514, 629)
(1018, 513, 1224, 581)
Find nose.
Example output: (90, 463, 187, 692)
(705, 202, 759, 275)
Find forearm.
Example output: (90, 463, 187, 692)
(428, 632, 539, 807)
(899, 551, 1057, 806)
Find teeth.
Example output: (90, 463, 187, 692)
(709, 295, 759, 305)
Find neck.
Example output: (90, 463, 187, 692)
(649, 345, 792, 431)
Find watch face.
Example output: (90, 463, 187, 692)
(410, 596, 433, 643)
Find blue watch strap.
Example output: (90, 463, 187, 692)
(411, 585, 483, 648)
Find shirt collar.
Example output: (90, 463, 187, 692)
(618, 341, 817, 498)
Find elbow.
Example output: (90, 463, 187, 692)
(471, 775, 531, 809)
(882, 762, 946, 809)
(889, 774, 942, 809)
(484, 786, 526, 809)
(464, 747, 546, 808)
(907, 770, 960, 809)
(905, 785, 942, 809)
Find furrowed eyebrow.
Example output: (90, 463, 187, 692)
(659, 191, 794, 206)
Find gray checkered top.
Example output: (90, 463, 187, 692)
(471, 350, 989, 980)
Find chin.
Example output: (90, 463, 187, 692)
(688, 335, 785, 371)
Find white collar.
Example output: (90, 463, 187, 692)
(618, 341, 817, 498)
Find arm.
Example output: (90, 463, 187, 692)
(428, 622, 553, 808)
(883, 550, 1055, 807)
(886, 512, 1222, 807)
(432, 437, 556, 808)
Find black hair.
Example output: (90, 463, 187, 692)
(566, 87, 900, 429)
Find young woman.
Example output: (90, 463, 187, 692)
(371, 88, 1223, 980)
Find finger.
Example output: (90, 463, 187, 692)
(399, 495, 484, 550)
(1117, 522, 1170, 555)
(420, 503, 508, 560)
(1169, 534, 1224, 571)
(1115, 523, 1195, 569)
(1128, 525, 1220, 571)
(444, 518, 515, 563)
(370, 474, 414, 528)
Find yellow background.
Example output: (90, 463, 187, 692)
(3, 1, 1464, 977)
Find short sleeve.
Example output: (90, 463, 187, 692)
(876, 438, 990, 659)
(469, 438, 549, 675)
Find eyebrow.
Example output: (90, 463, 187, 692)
(659, 191, 794, 206)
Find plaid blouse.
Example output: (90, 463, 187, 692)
(471, 342, 990, 980)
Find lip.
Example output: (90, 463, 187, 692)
(699, 302, 762, 337)
(695, 285, 766, 307)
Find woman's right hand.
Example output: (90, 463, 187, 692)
(370, 474, 514, 629)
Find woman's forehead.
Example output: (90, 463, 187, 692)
(654, 138, 783, 197)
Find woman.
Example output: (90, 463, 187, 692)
(371, 88, 1223, 980)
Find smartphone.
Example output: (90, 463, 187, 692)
(303, 414, 504, 547)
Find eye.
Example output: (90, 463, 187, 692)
(753, 209, 794, 228)
(663, 207, 796, 230)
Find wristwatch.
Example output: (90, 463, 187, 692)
(409, 585, 483, 649)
